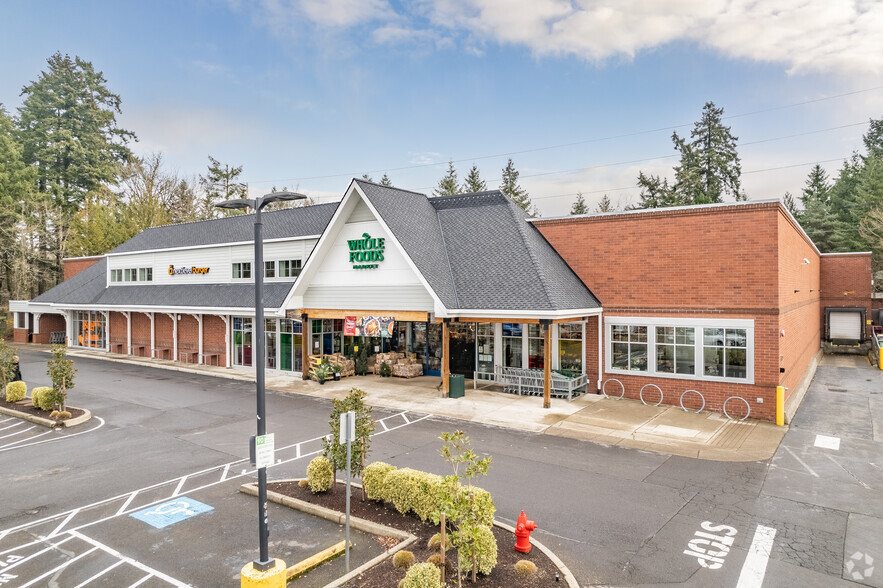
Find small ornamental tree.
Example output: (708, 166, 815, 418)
(322, 387, 375, 494)
(0, 340, 17, 389)
(433, 430, 494, 585)
(46, 344, 76, 411)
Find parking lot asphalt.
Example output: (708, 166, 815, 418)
(2, 348, 880, 587)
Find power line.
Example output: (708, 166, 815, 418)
(246, 85, 883, 186)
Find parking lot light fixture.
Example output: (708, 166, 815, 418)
(215, 191, 306, 572)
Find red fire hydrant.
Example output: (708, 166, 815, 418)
(515, 510, 537, 553)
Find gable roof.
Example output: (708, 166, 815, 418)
(355, 180, 600, 312)
(109, 202, 338, 254)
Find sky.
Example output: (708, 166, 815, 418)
(1, 0, 882, 217)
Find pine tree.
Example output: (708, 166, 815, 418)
(783, 192, 799, 217)
(17, 52, 135, 285)
(379, 173, 392, 187)
(434, 160, 459, 197)
(673, 102, 742, 203)
(361, 173, 374, 182)
(461, 164, 487, 193)
(570, 193, 588, 215)
(801, 164, 830, 206)
(500, 158, 534, 215)
(633, 172, 679, 209)
(199, 155, 246, 218)
(596, 194, 615, 213)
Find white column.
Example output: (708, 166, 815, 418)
(168, 313, 178, 360)
(197, 314, 204, 364)
(123, 312, 132, 353)
(581, 320, 587, 376)
(65, 310, 74, 347)
(597, 312, 604, 391)
(32, 313, 41, 335)
(102, 311, 110, 352)
(551, 323, 560, 370)
(521, 324, 529, 369)
(221, 315, 231, 368)
(493, 323, 503, 368)
(149, 312, 155, 357)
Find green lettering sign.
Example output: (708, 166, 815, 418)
(347, 233, 385, 270)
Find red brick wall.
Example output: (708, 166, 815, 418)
(63, 257, 102, 280)
(13, 328, 28, 344)
(131, 312, 152, 356)
(178, 315, 199, 352)
(32, 314, 67, 345)
(109, 312, 128, 350)
(776, 213, 822, 400)
(535, 202, 816, 422)
(154, 314, 174, 352)
(203, 315, 228, 367)
(820, 253, 873, 339)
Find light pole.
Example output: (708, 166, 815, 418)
(216, 190, 306, 573)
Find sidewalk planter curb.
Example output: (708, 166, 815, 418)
(241, 479, 581, 588)
(0, 404, 91, 428)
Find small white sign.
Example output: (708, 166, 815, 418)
(814, 434, 840, 451)
(255, 433, 275, 468)
(340, 411, 356, 444)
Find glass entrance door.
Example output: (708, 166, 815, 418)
(414, 322, 442, 376)
(449, 323, 476, 376)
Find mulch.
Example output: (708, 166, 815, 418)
(267, 480, 561, 587)
(0, 397, 85, 424)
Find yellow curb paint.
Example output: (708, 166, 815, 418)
(287, 540, 349, 580)
(776, 386, 784, 427)
(241, 559, 287, 588)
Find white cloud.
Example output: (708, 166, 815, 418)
(408, 151, 444, 165)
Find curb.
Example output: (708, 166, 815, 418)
(0, 403, 91, 428)
(241, 480, 580, 587)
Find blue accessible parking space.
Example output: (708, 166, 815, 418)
(130, 497, 214, 529)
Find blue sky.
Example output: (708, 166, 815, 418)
(2, 1, 881, 216)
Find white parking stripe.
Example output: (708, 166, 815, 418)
(19, 546, 99, 588)
(0, 421, 27, 432)
(0, 416, 105, 453)
(129, 573, 154, 587)
(48, 508, 80, 538)
(171, 476, 188, 497)
(0, 535, 75, 574)
(69, 530, 189, 587)
(116, 491, 138, 516)
(0, 425, 35, 439)
(736, 524, 777, 588)
(71, 559, 125, 588)
(0, 429, 53, 449)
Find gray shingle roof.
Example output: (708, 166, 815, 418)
(356, 180, 600, 311)
(109, 202, 338, 254)
(34, 257, 291, 309)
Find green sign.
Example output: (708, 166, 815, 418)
(348, 232, 385, 270)
(254, 433, 275, 469)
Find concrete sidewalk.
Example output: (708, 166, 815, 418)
(57, 345, 786, 462)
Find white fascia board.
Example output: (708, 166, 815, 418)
(49, 304, 282, 317)
(106, 235, 322, 258)
(281, 181, 446, 313)
(819, 251, 873, 256)
(604, 315, 754, 328)
(441, 307, 602, 320)
(9, 301, 66, 315)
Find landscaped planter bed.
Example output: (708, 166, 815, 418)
(0, 397, 87, 426)
(267, 480, 566, 587)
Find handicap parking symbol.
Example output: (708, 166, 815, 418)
(130, 497, 213, 529)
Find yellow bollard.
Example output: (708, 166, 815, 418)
(879, 347, 882, 371)
(776, 386, 785, 426)
(241, 559, 287, 588)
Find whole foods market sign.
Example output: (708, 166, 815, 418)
(168, 265, 210, 276)
(348, 233, 385, 270)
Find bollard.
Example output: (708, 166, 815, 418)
(776, 386, 784, 426)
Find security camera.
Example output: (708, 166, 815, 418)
(802, 258, 810, 264)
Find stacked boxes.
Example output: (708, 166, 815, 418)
(370, 352, 424, 378)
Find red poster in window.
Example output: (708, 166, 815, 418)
(344, 316, 357, 336)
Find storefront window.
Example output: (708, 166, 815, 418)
(310, 319, 342, 356)
(414, 322, 441, 375)
(476, 323, 495, 375)
(703, 328, 747, 379)
(527, 324, 545, 369)
(611, 325, 647, 371)
(656, 327, 695, 375)
(233, 317, 253, 366)
(558, 322, 582, 373)
(279, 319, 303, 372)
(74, 310, 106, 349)
(502, 323, 523, 368)
(265, 319, 277, 369)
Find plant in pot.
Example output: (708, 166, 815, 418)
(331, 363, 343, 381)
(379, 361, 392, 378)
(354, 346, 368, 376)
(311, 363, 331, 385)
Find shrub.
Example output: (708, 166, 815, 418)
(298, 479, 309, 488)
(379, 361, 391, 377)
(5, 381, 26, 402)
(427, 533, 448, 550)
(461, 485, 496, 527)
(46, 345, 75, 410)
(50, 410, 72, 422)
(306, 456, 333, 493)
(362, 461, 396, 501)
(31, 386, 59, 411)
(400, 562, 441, 588)
(392, 550, 415, 569)
(457, 524, 497, 576)
(426, 553, 452, 575)
(514, 560, 537, 577)
(381, 468, 442, 519)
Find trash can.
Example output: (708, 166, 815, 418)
(448, 374, 465, 398)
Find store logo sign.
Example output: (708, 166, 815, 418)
(168, 265, 210, 276)
(348, 233, 385, 270)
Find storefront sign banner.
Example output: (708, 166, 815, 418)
(355, 316, 395, 338)
(348, 232, 385, 270)
(169, 264, 210, 275)
(344, 316, 357, 336)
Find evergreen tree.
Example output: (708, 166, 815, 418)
(199, 155, 246, 218)
(361, 173, 374, 182)
(672, 102, 742, 203)
(801, 164, 830, 206)
(379, 173, 392, 187)
(500, 158, 534, 215)
(68, 187, 130, 257)
(596, 194, 616, 213)
(17, 52, 135, 284)
(570, 193, 588, 215)
(633, 172, 678, 209)
(783, 192, 799, 217)
(461, 164, 487, 193)
(434, 160, 459, 197)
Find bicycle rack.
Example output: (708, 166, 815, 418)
(723, 396, 751, 421)
(680, 389, 705, 414)
(639, 383, 663, 407)
(602, 378, 625, 400)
